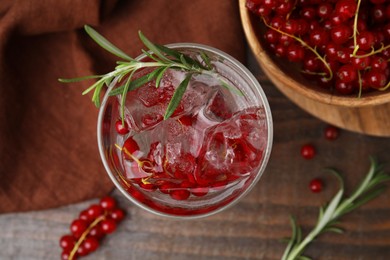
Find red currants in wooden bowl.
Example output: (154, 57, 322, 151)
(240, 0, 390, 136)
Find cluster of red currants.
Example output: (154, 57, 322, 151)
(59, 196, 125, 260)
(246, 0, 390, 95)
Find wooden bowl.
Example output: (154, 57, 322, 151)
(239, 0, 390, 137)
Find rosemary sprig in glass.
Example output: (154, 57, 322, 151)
(282, 157, 390, 260)
(59, 25, 239, 121)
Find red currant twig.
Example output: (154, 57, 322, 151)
(357, 70, 363, 98)
(68, 215, 106, 260)
(261, 17, 333, 80)
(352, 0, 362, 56)
(353, 44, 390, 58)
(286, 0, 298, 20)
(379, 81, 390, 91)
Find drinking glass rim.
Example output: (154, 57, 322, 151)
(97, 42, 273, 219)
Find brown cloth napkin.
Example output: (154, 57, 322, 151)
(0, 0, 245, 213)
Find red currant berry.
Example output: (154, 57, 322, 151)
(279, 34, 294, 47)
(70, 219, 88, 238)
(275, 0, 294, 15)
(350, 52, 371, 70)
(324, 125, 340, 140)
(89, 225, 105, 240)
(101, 219, 117, 234)
(371, 56, 388, 71)
(191, 186, 209, 197)
(301, 7, 316, 20)
(336, 47, 353, 64)
(330, 13, 348, 26)
(274, 45, 286, 58)
(309, 178, 323, 193)
(317, 3, 333, 19)
(79, 209, 93, 224)
(59, 235, 75, 251)
(287, 44, 305, 62)
(115, 120, 130, 135)
(330, 24, 352, 45)
(337, 65, 358, 83)
(335, 80, 355, 95)
(270, 15, 285, 29)
(61, 251, 72, 260)
(301, 144, 316, 160)
(264, 29, 280, 44)
(284, 19, 300, 34)
(86, 204, 104, 219)
(303, 54, 321, 72)
(109, 208, 126, 222)
(257, 5, 272, 16)
(356, 31, 375, 51)
(371, 4, 386, 23)
(263, 0, 277, 9)
(170, 189, 191, 200)
(158, 181, 175, 194)
(77, 243, 89, 256)
(310, 28, 329, 47)
(83, 237, 99, 253)
(99, 196, 117, 211)
(122, 137, 140, 161)
(335, 0, 357, 19)
(325, 42, 340, 61)
(365, 70, 387, 89)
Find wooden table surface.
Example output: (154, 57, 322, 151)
(1, 51, 389, 260)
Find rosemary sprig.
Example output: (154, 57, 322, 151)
(59, 25, 239, 121)
(282, 157, 390, 260)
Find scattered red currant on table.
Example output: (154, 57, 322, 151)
(246, 0, 390, 95)
(59, 196, 125, 260)
(301, 144, 316, 160)
(324, 125, 340, 140)
(309, 178, 324, 193)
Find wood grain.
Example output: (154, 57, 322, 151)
(0, 48, 389, 259)
(239, 0, 390, 137)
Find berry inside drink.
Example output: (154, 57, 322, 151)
(99, 45, 272, 217)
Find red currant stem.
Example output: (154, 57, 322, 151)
(261, 17, 333, 80)
(141, 176, 152, 185)
(68, 214, 106, 260)
(162, 156, 175, 178)
(114, 143, 154, 185)
(301, 70, 327, 77)
(115, 143, 141, 165)
(352, 0, 362, 56)
(353, 44, 390, 58)
(286, 0, 298, 20)
(357, 70, 362, 98)
(378, 81, 390, 91)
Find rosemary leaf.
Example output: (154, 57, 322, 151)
(109, 73, 155, 96)
(84, 25, 133, 61)
(138, 31, 171, 63)
(164, 73, 192, 120)
(200, 51, 212, 70)
(155, 67, 169, 88)
(58, 74, 102, 83)
(120, 71, 136, 125)
(155, 44, 207, 69)
(220, 79, 244, 96)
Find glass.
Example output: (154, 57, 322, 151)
(97, 43, 273, 219)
